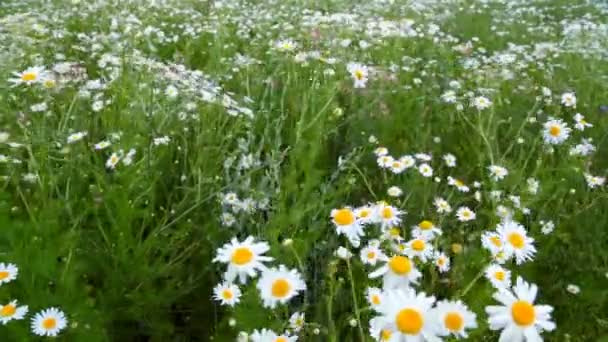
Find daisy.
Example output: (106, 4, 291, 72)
(485, 264, 511, 289)
(584, 173, 605, 189)
(369, 255, 421, 290)
(415, 153, 432, 161)
(67, 131, 88, 144)
(497, 221, 536, 264)
(250, 328, 297, 342)
(447, 177, 470, 192)
(347, 62, 369, 88)
(275, 39, 297, 52)
(456, 207, 476, 222)
(94, 140, 111, 150)
(472, 96, 492, 110)
(488, 165, 509, 181)
(367, 287, 384, 310)
(376, 203, 403, 229)
(389, 160, 406, 174)
(0, 263, 18, 285)
(0, 300, 28, 324)
(399, 155, 416, 169)
(481, 231, 504, 256)
(213, 236, 273, 284)
(434, 197, 452, 214)
(370, 288, 440, 341)
(443, 153, 457, 167)
(412, 220, 442, 240)
(361, 244, 387, 266)
(369, 317, 396, 341)
(355, 205, 377, 225)
(31, 308, 68, 337)
(213, 282, 241, 306)
(433, 300, 477, 338)
(404, 238, 434, 262)
(10, 66, 46, 86)
(418, 163, 433, 177)
(485, 277, 556, 341)
(289, 312, 305, 332)
(573, 113, 592, 131)
(561, 92, 576, 107)
(433, 251, 450, 273)
(257, 265, 306, 308)
(374, 147, 389, 156)
(387, 186, 403, 197)
(377, 155, 395, 169)
(331, 207, 365, 247)
(106, 152, 122, 169)
(542, 118, 571, 145)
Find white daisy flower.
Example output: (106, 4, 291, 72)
(447, 177, 470, 192)
(456, 207, 476, 222)
(374, 147, 389, 157)
(355, 205, 377, 225)
(404, 238, 434, 262)
(485, 277, 556, 341)
(0, 263, 18, 285)
(289, 312, 305, 332)
(67, 131, 88, 144)
(481, 231, 504, 256)
(387, 186, 403, 197)
(361, 244, 387, 266)
(376, 203, 403, 229)
(31, 308, 68, 337)
(418, 163, 433, 177)
(488, 165, 509, 181)
(0, 300, 28, 324)
(472, 96, 492, 110)
(369, 255, 421, 290)
(399, 155, 416, 169)
(347, 62, 369, 88)
(584, 173, 605, 189)
(331, 207, 365, 247)
(542, 118, 571, 145)
(412, 220, 442, 240)
(389, 160, 406, 174)
(434, 197, 452, 214)
(94, 140, 111, 150)
(275, 39, 297, 52)
(257, 265, 306, 309)
(433, 300, 477, 338)
(561, 92, 576, 107)
(485, 264, 511, 289)
(377, 155, 395, 169)
(105, 152, 122, 169)
(367, 287, 384, 310)
(250, 328, 297, 342)
(433, 251, 450, 273)
(497, 221, 536, 264)
(213, 236, 273, 284)
(212, 282, 241, 306)
(573, 113, 592, 131)
(10, 66, 47, 86)
(370, 288, 440, 341)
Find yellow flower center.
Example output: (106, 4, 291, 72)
(271, 279, 291, 298)
(462, 211, 471, 218)
(455, 179, 464, 187)
(549, 125, 561, 137)
(371, 294, 381, 305)
(0, 304, 16, 317)
(508, 233, 525, 249)
(367, 251, 376, 260)
(392, 161, 401, 168)
(275, 337, 288, 342)
(222, 289, 233, 300)
(358, 209, 370, 218)
(43, 79, 56, 88)
(334, 209, 355, 225)
(381, 207, 394, 219)
(21, 72, 37, 82)
(43, 317, 57, 330)
(419, 220, 433, 230)
(388, 256, 412, 275)
(511, 300, 536, 326)
(437, 257, 445, 266)
(381, 329, 392, 340)
(396, 308, 423, 334)
(494, 271, 505, 281)
(354, 70, 365, 80)
(444, 312, 464, 331)
(231, 247, 254, 265)
(389, 228, 400, 237)
(490, 236, 502, 247)
(0, 271, 9, 280)
(411, 239, 425, 252)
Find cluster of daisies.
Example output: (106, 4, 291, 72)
(212, 237, 306, 340)
(0, 263, 68, 337)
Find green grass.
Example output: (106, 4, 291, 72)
(0, 0, 607, 340)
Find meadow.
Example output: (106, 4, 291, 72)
(0, 0, 607, 341)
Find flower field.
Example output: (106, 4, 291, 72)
(0, 0, 607, 340)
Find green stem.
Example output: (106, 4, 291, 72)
(346, 259, 366, 341)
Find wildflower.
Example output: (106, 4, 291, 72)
(105, 152, 121, 169)
(573, 113, 592, 131)
(566, 284, 580, 295)
(540, 220, 555, 235)
(399, 155, 416, 169)
(387, 186, 403, 197)
(0, 263, 18, 285)
(527, 178, 539, 195)
(0, 300, 28, 324)
(404, 238, 434, 262)
(335, 246, 352, 260)
(481, 231, 504, 255)
(213, 282, 241, 306)
(355, 205, 377, 225)
(220, 212, 236, 227)
(584, 173, 605, 188)
(433, 252, 450, 273)
(433, 300, 477, 338)
(561, 92, 576, 107)
(418, 163, 433, 177)
(250, 329, 297, 342)
(165, 85, 179, 99)
(412, 220, 442, 240)
(376, 203, 403, 229)
(434, 197, 452, 214)
(10, 66, 46, 86)
(443, 153, 457, 167)
(257, 265, 306, 308)
(275, 39, 297, 52)
(370, 288, 440, 340)
(374, 147, 389, 156)
(456, 206, 476, 222)
(213, 236, 272, 284)
(94, 140, 111, 150)
(389, 160, 406, 174)
(488, 165, 509, 181)
(367, 287, 384, 309)
(448, 177, 470, 192)
(369, 255, 421, 290)
(289, 312, 305, 332)
(485, 264, 511, 289)
(360, 243, 387, 266)
(331, 207, 365, 247)
(472, 96, 492, 110)
(347, 62, 369, 88)
(543, 118, 571, 145)
(67, 131, 87, 144)
(31, 308, 68, 337)
(497, 221, 536, 264)
(377, 155, 394, 169)
(485, 277, 555, 341)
